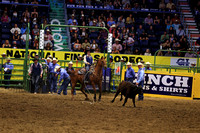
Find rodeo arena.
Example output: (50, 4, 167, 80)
(1, 0, 200, 132)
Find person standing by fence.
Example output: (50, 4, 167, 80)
(29, 58, 43, 94)
(3, 58, 14, 89)
(43, 57, 52, 93)
(49, 58, 60, 94)
(54, 66, 71, 95)
(125, 62, 135, 83)
(66, 61, 76, 95)
(136, 62, 145, 101)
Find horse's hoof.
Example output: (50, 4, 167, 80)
(98, 99, 101, 102)
(85, 98, 89, 101)
(111, 100, 114, 103)
(94, 99, 96, 102)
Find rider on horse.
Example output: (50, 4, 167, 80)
(83, 50, 94, 83)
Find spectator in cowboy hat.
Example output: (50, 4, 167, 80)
(125, 62, 135, 83)
(136, 62, 145, 100)
(3, 58, 14, 89)
(28, 58, 43, 94)
(145, 62, 152, 70)
(1, 53, 7, 59)
(112, 38, 122, 53)
(78, 55, 83, 61)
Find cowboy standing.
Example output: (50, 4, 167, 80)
(66, 61, 76, 95)
(84, 50, 93, 71)
(55, 66, 71, 95)
(43, 57, 52, 92)
(3, 58, 14, 89)
(145, 62, 152, 70)
(49, 58, 60, 93)
(29, 58, 43, 94)
(136, 62, 145, 100)
(126, 62, 135, 83)
(1, 53, 7, 69)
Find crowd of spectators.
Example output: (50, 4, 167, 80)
(0, 0, 52, 50)
(67, 0, 193, 57)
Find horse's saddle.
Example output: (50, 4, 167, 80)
(78, 68, 86, 75)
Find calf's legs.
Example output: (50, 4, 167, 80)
(111, 89, 121, 103)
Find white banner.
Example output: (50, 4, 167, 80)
(170, 58, 197, 66)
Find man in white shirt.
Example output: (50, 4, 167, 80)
(21, 31, 32, 48)
(10, 24, 21, 34)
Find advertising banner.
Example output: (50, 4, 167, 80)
(170, 58, 197, 66)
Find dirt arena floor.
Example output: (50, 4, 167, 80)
(0, 88, 200, 133)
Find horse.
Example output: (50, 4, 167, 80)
(69, 57, 107, 101)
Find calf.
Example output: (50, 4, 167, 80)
(111, 81, 143, 107)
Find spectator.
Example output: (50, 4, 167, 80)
(114, 0, 122, 9)
(133, 3, 140, 10)
(172, 14, 180, 24)
(45, 43, 53, 51)
(171, 39, 180, 50)
(32, 14, 38, 26)
(91, 40, 98, 52)
(126, 34, 134, 48)
(133, 48, 141, 55)
(31, 8, 38, 18)
(32, 25, 39, 37)
(45, 29, 53, 41)
(124, 3, 131, 9)
(107, 17, 116, 27)
(12, 30, 20, 45)
(126, 14, 135, 28)
(112, 46, 120, 54)
(110, 25, 120, 39)
(147, 25, 155, 37)
(22, 8, 30, 23)
(122, 0, 130, 8)
(172, 20, 180, 32)
(176, 26, 185, 38)
(130, 26, 136, 34)
(10, 24, 21, 34)
(140, 31, 148, 40)
(33, 42, 39, 50)
(98, 18, 105, 27)
(21, 24, 27, 35)
(185, 48, 196, 58)
(124, 47, 132, 54)
(21, 30, 32, 48)
(166, 0, 175, 10)
(144, 14, 153, 25)
(42, 19, 48, 30)
(32, 0, 39, 5)
(161, 39, 171, 49)
(144, 49, 151, 56)
(1, 13, 10, 23)
(106, 2, 114, 9)
(94, 47, 101, 53)
(179, 37, 188, 52)
(165, 16, 172, 30)
(2, 40, 11, 48)
(169, 34, 175, 43)
(112, 38, 123, 53)
(44, 35, 53, 48)
(11, 11, 19, 23)
(68, 14, 78, 25)
(3, 58, 14, 89)
(73, 39, 82, 51)
(79, 14, 86, 24)
(159, 0, 166, 10)
(168, 26, 175, 36)
(154, 16, 160, 25)
(136, 25, 144, 37)
(160, 31, 169, 43)
(82, 39, 91, 51)
(117, 17, 125, 28)
(164, 48, 173, 56)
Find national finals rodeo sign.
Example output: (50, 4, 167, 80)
(1, 48, 170, 64)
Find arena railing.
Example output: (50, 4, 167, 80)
(0, 2, 50, 7)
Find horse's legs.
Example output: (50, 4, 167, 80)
(71, 81, 76, 100)
(91, 83, 96, 102)
(80, 84, 89, 100)
(98, 82, 102, 101)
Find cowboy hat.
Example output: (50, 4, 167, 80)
(138, 62, 143, 66)
(73, 20, 76, 23)
(52, 58, 58, 62)
(1, 53, 6, 56)
(120, 58, 124, 61)
(54, 66, 61, 72)
(68, 61, 73, 65)
(145, 62, 151, 65)
(46, 57, 52, 61)
(115, 38, 121, 42)
(6, 58, 11, 61)
(79, 55, 83, 58)
(126, 62, 132, 66)
(71, 14, 75, 16)
(191, 62, 196, 65)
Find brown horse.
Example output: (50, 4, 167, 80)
(69, 57, 107, 101)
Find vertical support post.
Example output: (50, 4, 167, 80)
(24, 23, 30, 90)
